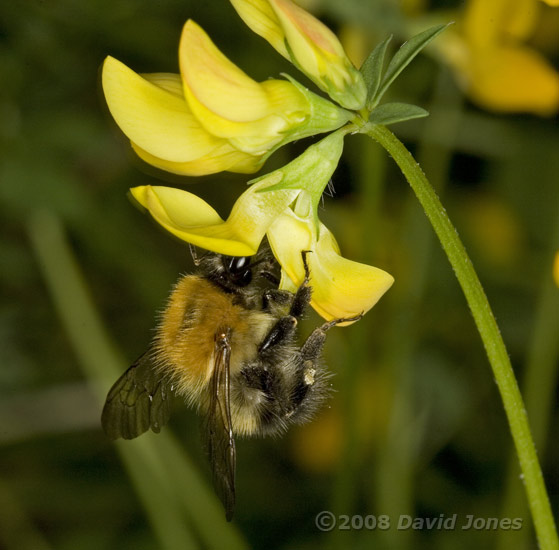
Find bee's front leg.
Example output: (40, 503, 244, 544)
(258, 251, 313, 353)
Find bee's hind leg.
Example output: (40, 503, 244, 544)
(288, 313, 365, 419)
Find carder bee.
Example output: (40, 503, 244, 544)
(101, 246, 361, 520)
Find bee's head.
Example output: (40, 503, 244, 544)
(196, 247, 279, 293)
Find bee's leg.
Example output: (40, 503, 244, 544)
(240, 363, 289, 429)
(289, 313, 364, 414)
(258, 315, 298, 353)
(258, 251, 312, 353)
(287, 250, 312, 318)
(300, 313, 364, 362)
(246, 313, 364, 427)
(262, 289, 293, 312)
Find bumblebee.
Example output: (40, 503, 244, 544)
(101, 246, 360, 520)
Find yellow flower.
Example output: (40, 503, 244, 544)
(553, 251, 559, 287)
(267, 204, 394, 322)
(129, 132, 393, 322)
(230, 0, 367, 110)
(439, 0, 559, 115)
(102, 20, 350, 176)
(129, 178, 300, 257)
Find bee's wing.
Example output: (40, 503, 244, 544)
(203, 330, 236, 521)
(101, 352, 173, 440)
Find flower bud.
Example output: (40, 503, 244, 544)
(230, 0, 367, 109)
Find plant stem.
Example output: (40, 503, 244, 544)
(363, 123, 558, 550)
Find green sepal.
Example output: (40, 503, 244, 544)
(251, 131, 346, 230)
(370, 23, 452, 108)
(284, 41, 367, 111)
(368, 102, 429, 126)
(280, 74, 353, 137)
(360, 35, 392, 110)
(252, 131, 344, 195)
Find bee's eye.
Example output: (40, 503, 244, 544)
(224, 256, 252, 287)
(227, 256, 250, 274)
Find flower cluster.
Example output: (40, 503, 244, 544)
(102, 19, 351, 177)
(103, 0, 396, 322)
(438, 0, 559, 115)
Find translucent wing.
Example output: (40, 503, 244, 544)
(101, 352, 173, 440)
(203, 329, 236, 521)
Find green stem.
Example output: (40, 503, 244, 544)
(363, 123, 558, 550)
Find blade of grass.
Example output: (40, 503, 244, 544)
(0, 477, 53, 550)
(27, 209, 248, 550)
(497, 197, 559, 550)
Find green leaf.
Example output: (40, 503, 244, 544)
(368, 102, 429, 126)
(360, 35, 392, 110)
(372, 23, 452, 107)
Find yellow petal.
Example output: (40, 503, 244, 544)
(501, 0, 539, 41)
(131, 141, 265, 176)
(553, 251, 559, 287)
(269, 0, 366, 108)
(463, 0, 538, 46)
(180, 20, 275, 122)
(310, 225, 394, 321)
(271, 0, 346, 60)
(142, 73, 185, 98)
(268, 210, 394, 322)
(184, 79, 308, 151)
(130, 185, 255, 255)
(131, 179, 302, 256)
(102, 56, 222, 162)
(179, 21, 308, 150)
(229, 0, 289, 57)
(232, 0, 350, 79)
(226, 174, 302, 243)
(467, 45, 559, 115)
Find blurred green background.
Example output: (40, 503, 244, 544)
(1, 0, 558, 549)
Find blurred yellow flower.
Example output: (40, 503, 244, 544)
(553, 251, 559, 287)
(230, 0, 367, 109)
(102, 20, 350, 176)
(439, 0, 559, 115)
(130, 133, 393, 321)
(459, 193, 524, 267)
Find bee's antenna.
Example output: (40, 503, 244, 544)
(189, 244, 202, 266)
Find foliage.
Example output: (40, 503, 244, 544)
(1, 1, 558, 549)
